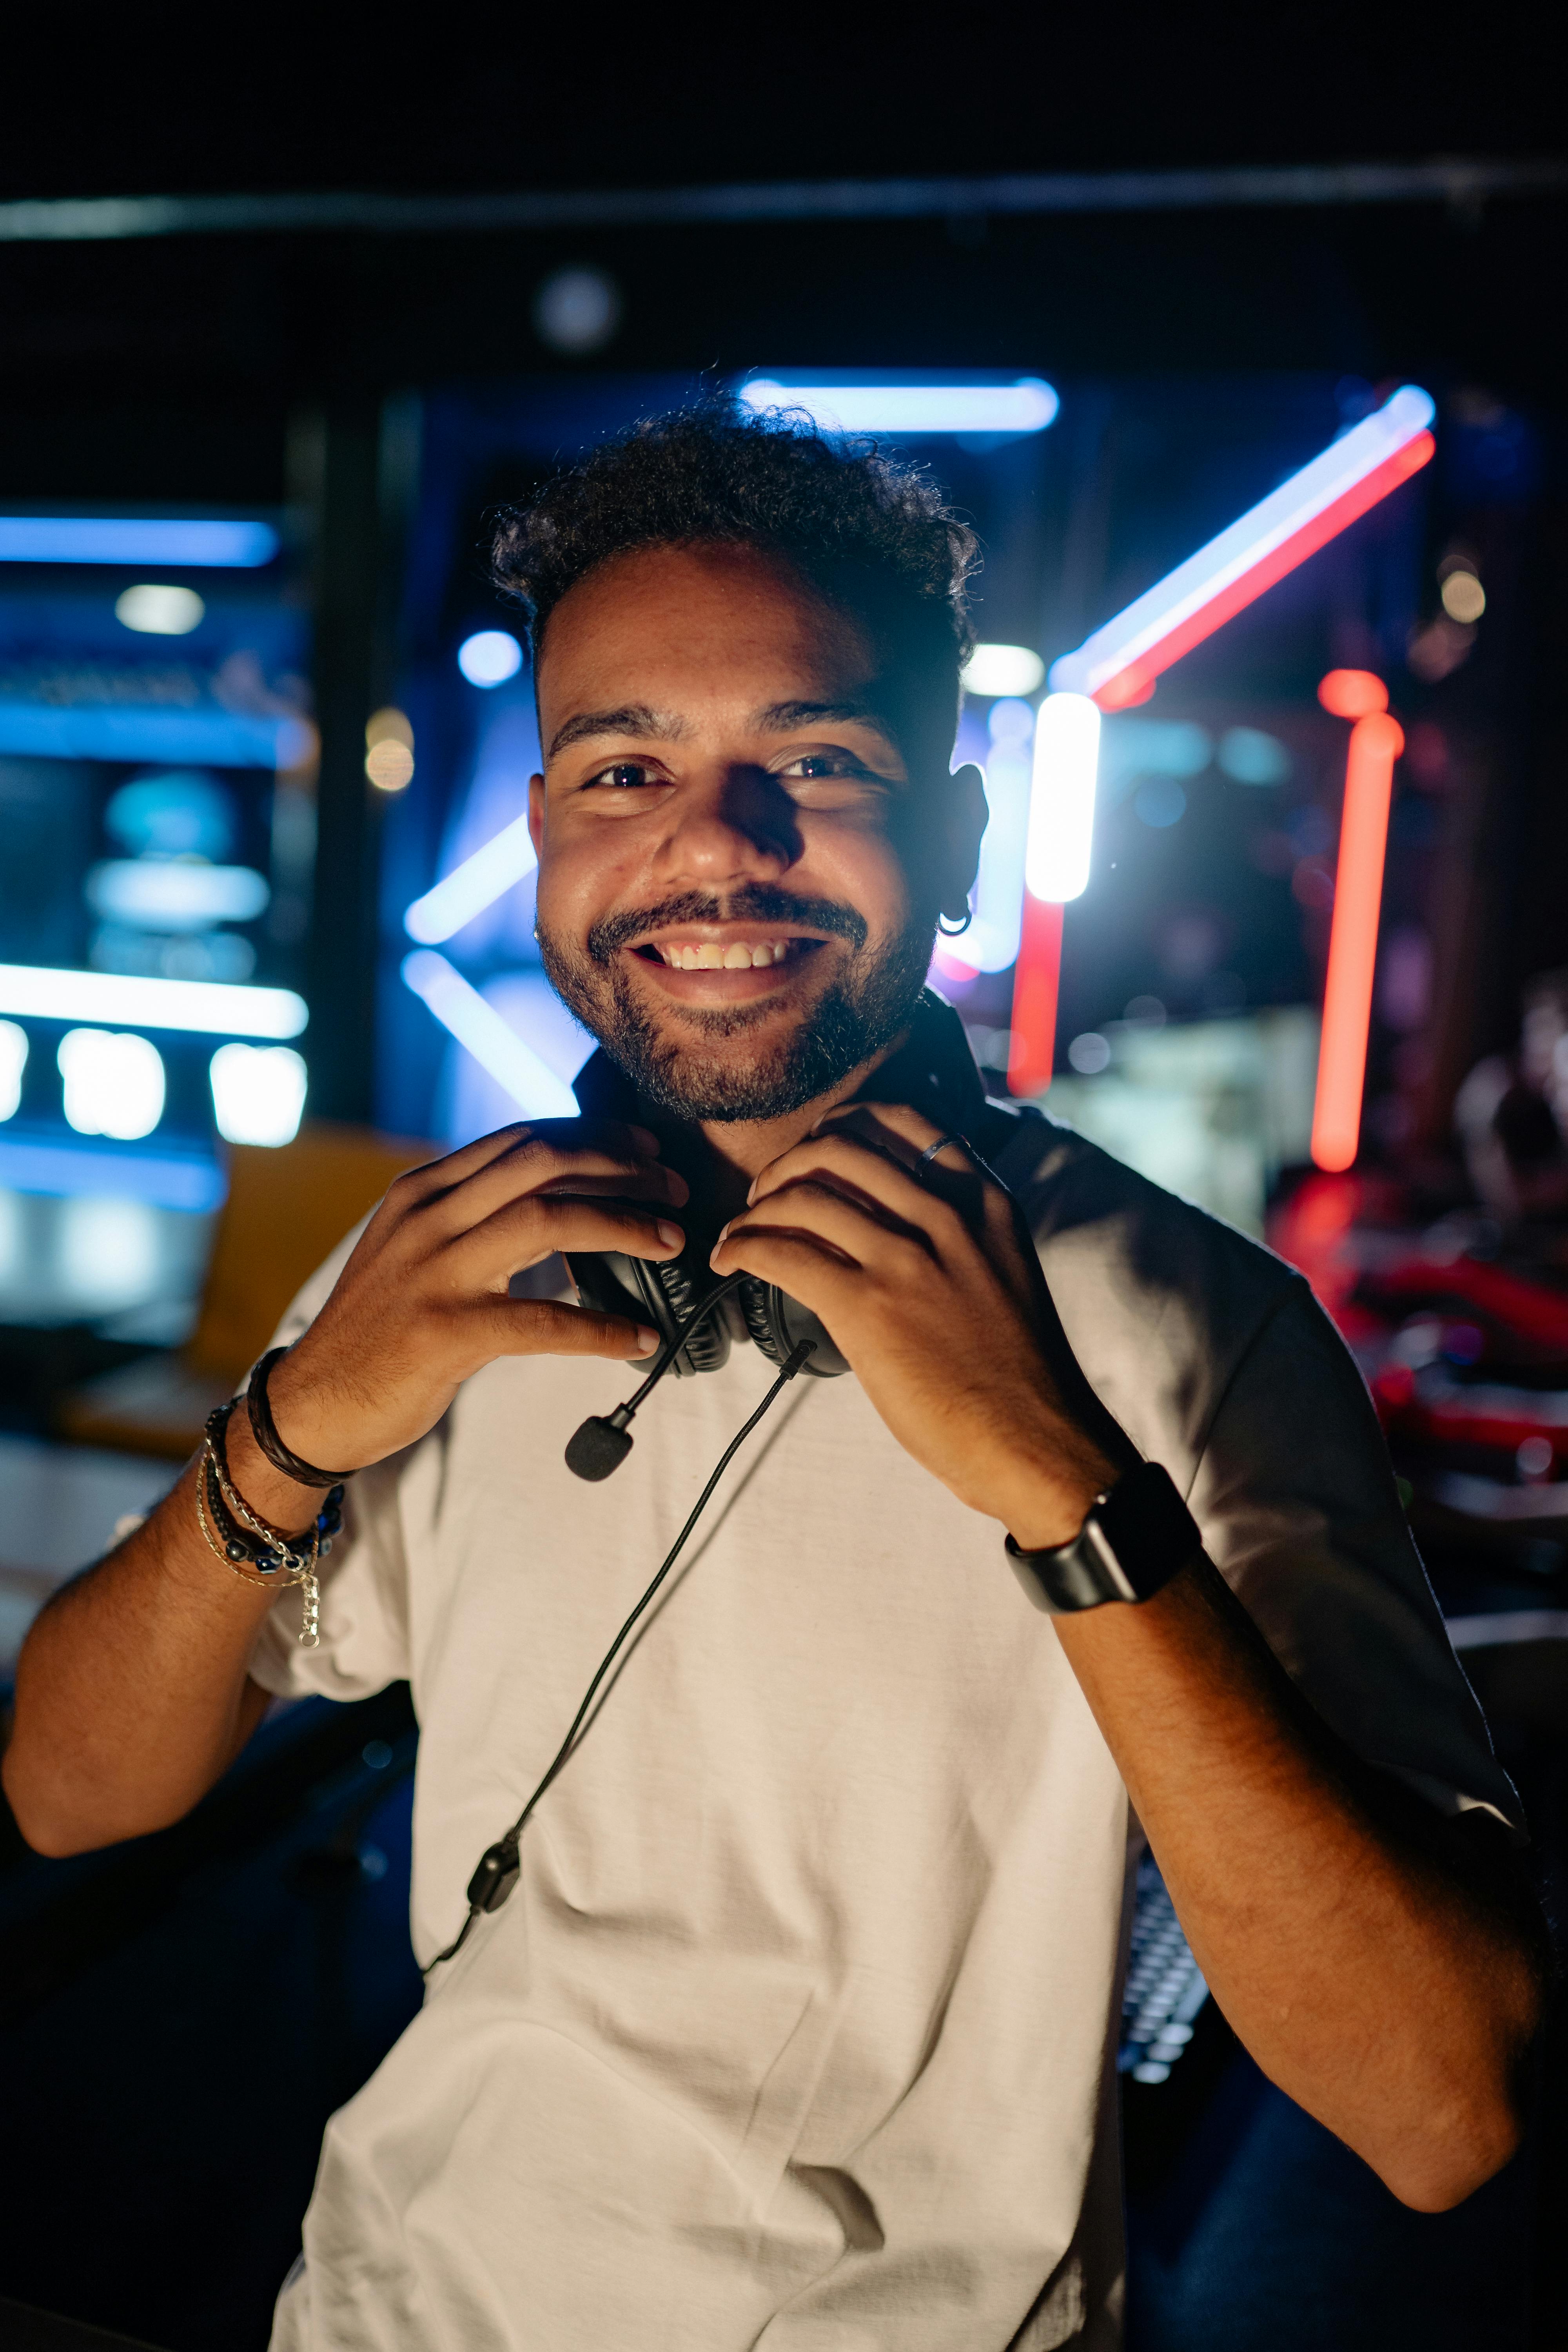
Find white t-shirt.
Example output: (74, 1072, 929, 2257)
(253, 1116, 1514, 2352)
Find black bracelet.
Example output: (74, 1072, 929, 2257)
(245, 1346, 359, 1488)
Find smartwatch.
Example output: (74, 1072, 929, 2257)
(1005, 1460, 1200, 1615)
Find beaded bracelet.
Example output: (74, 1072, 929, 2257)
(196, 1400, 345, 1649)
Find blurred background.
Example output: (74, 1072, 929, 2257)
(0, 16, 1565, 2349)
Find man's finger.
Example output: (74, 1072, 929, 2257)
(413, 1131, 686, 1236)
(379, 1115, 655, 1207)
(707, 1224, 868, 1342)
(810, 1100, 956, 1170)
(718, 1181, 935, 1280)
(445, 1194, 686, 1285)
(746, 1131, 979, 1255)
(484, 1296, 661, 1360)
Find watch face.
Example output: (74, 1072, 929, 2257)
(1093, 1462, 1202, 1602)
(1007, 1463, 1200, 1613)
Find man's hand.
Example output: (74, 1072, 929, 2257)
(256, 1119, 687, 1482)
(709, 1101, 1114, 1545)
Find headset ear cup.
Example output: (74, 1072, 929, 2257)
(777, 1287, 848, 1376)
(566, 1250, 670, 1340)
(739, 1279, 847, 1377)
(648, 1253, 731, 1374)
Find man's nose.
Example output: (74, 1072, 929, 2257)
(652, 768, 800, 886)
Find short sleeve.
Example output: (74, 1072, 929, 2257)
(244, 1220, 414, 1704)
(1189, 1278, 1521, 1828)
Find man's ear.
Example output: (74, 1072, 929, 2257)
(942, 762, 987, 916)
(528, 772, 546, 856)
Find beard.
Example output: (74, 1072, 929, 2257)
(536, 882, 936, 1122)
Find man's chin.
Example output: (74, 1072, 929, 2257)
(539, 924, 933, 1124)
(598, 1007, 843, 1123)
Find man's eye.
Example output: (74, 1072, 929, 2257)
(588, 762, 661, 789)
(779, 753, 864, 781)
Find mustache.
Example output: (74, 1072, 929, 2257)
(586, 886, 869, 965)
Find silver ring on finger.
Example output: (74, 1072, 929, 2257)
(916, 1132, 968, 1172)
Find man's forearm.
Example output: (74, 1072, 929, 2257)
(1049, 1546, 1543, 2210)
(2, 1420, 323, 1855)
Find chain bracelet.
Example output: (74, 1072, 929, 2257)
(207, 1443, 316, 1574)
(196, 1405, 332, 1649)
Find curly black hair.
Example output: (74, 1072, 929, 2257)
(491, 394, 979, 756)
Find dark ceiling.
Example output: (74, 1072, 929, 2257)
(3, 5, 1563, 200)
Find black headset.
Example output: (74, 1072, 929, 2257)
(564, 989, 1035, 1399)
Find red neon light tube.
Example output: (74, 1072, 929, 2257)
(1310, 711, 1404, 1172)
(1008, 895, 1064, 1096)
(1049, 386, 1437, 713)
(1095, 439, 1434, 711)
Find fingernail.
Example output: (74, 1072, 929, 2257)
(657, 1221, 682, 1248)
(716, 1220, 731, 1242)
(632, 1126, 659, 1154)
(745, 1181, 756, 1205)
(635, 1325, 659, 1354)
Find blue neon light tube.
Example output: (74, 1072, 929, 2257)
(0, 517, 280, 567)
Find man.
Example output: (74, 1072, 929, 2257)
(5, 402, 1543, 2351)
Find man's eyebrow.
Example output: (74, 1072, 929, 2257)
(546, 704, 691, 760)
(751, 697, 894, 735)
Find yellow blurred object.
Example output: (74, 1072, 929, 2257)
(365, 706, 415, 791)
(55, 1120, 436, 1460)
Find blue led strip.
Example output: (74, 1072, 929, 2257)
(0, 704, 299, 768)
(0, 517, 279, 567)
(0, 1135, 225, 1211)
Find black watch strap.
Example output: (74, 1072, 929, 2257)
(1005, 1460, 1201, 1615)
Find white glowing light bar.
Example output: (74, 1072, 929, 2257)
(0, 1019, 27, 1120)
(1025, 694, 1102, 903)
(401, 950, 578, 1119)
(0, 963, 306, 1038)
(738, 379, 1059, 436)
(87, 860, 270, 930)
(962, 643, 1046, 697)
(404, 815, 539, 945)
(115, 584, 206, 635)
(0, 517, 279, 567)
(209, 1042, 308, 1147)
(1049, 386, 1437, 710)
(58, 1027, 166, 1140)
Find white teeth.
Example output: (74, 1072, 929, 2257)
(661, 940, 793, 970)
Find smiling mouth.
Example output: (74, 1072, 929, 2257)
(633, 937, 814, 972)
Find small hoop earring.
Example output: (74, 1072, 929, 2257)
(936, 908, 974, 938)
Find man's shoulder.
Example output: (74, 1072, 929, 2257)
(992, 1107, 1308, 1454)
(998, 1107, 1296, 1299)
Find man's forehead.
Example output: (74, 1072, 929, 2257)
(534, 541, 939, 767)
(541, 542, 875, 682)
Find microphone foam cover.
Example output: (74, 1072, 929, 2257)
(565, 1416, 635, 1481)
